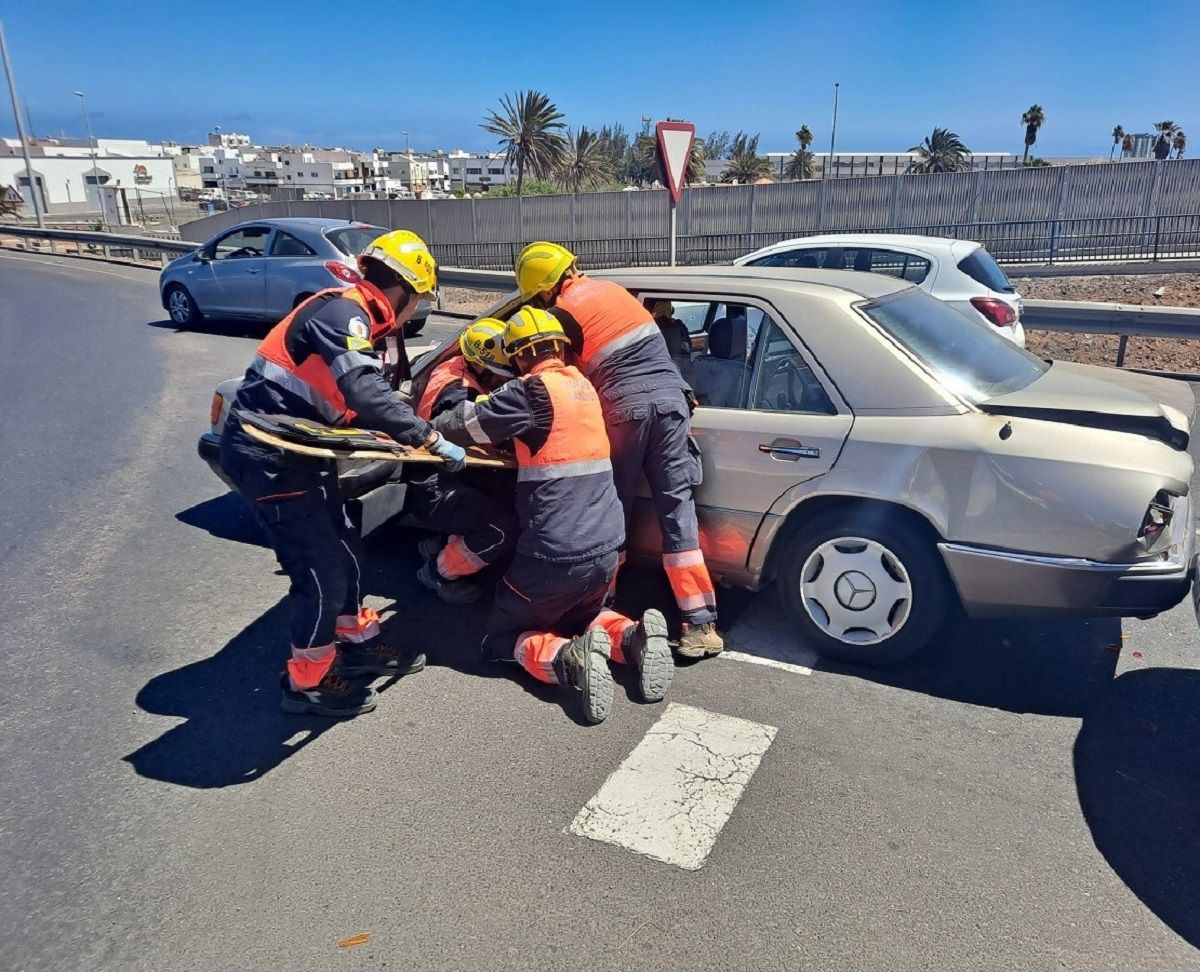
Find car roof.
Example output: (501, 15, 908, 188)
(593, 264, 915, 300)
(262, 217, 385, 231)
(737, 233, 981, 261)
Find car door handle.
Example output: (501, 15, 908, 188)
(246, 266, 261, 274)
(759, 439, 820, 461)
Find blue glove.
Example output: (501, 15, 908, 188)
(428, 433, 466, 472)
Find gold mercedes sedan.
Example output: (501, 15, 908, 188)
(200, 266, 1198, 666)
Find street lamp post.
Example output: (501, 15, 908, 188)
(0, 18, 45, 227)
(74, 90, 107, 228)
(828, 81, 840, 180)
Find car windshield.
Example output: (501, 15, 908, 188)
(325, 225, 388, 257)
(956, 247, 1015, 293)
(859, 289, 1048, 401)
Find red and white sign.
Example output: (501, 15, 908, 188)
(655, 121, 695, 205)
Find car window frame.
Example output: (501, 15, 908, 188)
(206, 224, 272, 261)
(267, 229, 317, 258)
(633, 290, 848, 416)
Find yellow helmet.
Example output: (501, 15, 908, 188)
(514, 241, 576, 299)
(504, 306, 568, 355)
(359, 229, 438, 295)
(459, 318, 511, 374)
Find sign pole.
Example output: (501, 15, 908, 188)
(655, 120, 695, 270)
(0, 18, 44, 227)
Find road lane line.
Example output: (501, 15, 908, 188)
(568, 703, 777, 870)
(722, 649, 813, 675)
(0, 249, 140, 278)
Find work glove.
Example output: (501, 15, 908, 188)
(428, 432, 466, 473)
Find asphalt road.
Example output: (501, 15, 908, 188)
(3, 250, 1200, 971)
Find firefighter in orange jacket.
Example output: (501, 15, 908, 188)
(514, 242, 724, 659)
(220, 230, 466, 718)
(414, 319, 518, 604)
(432, 307, 674, 723)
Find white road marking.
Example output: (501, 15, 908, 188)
(569, 703, 777, 870)
(722, 649, 813, 675)
(0, 248, 142, 278)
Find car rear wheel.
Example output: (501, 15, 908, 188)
(165, 285, 202, 326)
(776, 510, 949, 665)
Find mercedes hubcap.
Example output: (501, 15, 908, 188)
(799, 537, 912, 645)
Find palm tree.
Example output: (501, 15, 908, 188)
(555, 127, 613, 192)
(1173, 130, 1187, 158)
(1021, 104, 1045, 163)
(686, 138, 706, 184)
(783, 126, 816, 180)
(1110, 125, 1124, 161)
(1121, 133, 1135, 155)
(721, 149, 772, 183)
(481, 90, 567, 196)
(907, 128, 972, 173)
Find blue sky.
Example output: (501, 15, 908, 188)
(2, 0, 1195, 156)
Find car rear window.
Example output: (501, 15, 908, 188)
(956, 247, 1014, 293)
(325, 225, 388, 257)
(746, 247, 830, 269)
(859, 289, 1047, 400)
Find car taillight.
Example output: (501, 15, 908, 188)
(209, 392, 224, 428)
(970, 296, 1017, 327)
(1138, 492, 1174, 545)
(325, 261, 362, 283)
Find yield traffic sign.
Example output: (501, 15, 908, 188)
(655, 121, 695, 205)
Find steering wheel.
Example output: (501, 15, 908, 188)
(780, 358, 811, 410)
(225, 247, 258, 259)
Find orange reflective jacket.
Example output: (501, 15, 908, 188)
(513, 361, 610, 482)
(416, 357, 486, 421)
(555, 276, 661, 375)
(251, 284, 393, 426)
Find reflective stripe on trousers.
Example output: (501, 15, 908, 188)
(437, 534, 489, 580)
(513, 631, 566, 684)
(335, 606, 382, 644)
(663, 548, 717, 618)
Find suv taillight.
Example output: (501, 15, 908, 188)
(970, 296, 1017, 327)
(325, 261, 362, 284)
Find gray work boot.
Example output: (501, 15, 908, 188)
(677, 621, 724, 659)
(417, 536, 444, 562)
(417, 560, 481, 604)
(553, 629, 614, 725)
(621, 609, 674, 703)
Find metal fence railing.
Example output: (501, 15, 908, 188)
(427, 213, 1200, 270)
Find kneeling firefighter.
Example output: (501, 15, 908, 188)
(514, 242, 724, 658)
(220, 230, 467, 718)
(431, 307, 674, 724)
(414, 319, 519, 603)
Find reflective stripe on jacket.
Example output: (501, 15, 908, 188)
(417, 356, 486, 421)
(251, 284, 394, 426)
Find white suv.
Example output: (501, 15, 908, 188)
(735, 234, 1025, 346)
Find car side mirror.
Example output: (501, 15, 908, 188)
(195, 251, 211, 263)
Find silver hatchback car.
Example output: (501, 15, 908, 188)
(160, 217, 430, 336)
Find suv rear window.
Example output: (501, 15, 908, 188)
(860, 289, 1046, 400)
(746, 247, 829, 269)
(956, 247, 1014, 293)
(325, 225, 388, 257)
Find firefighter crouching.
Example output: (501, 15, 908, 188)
(219, 230, 466, 718)
(413, 318, 519, 604)
(431, 307, 674, 724)
(514, 242, 724, 658)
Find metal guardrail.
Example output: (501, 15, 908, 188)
(4, 225, 1200, 373)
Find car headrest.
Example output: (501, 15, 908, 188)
(708, 316, 747, 360)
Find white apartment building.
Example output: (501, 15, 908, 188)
(208, 130, 252, 149)
(447, 149, 517, 189)
(0, 137, 177, 209)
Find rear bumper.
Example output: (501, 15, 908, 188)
(941, 492, 1196, 618)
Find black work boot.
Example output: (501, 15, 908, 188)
(417, 536, 444, 562)
(417, 560, 482, 604)
(552, 629, 614, 725)
(280, 670, 378, 717)
(622, 609, 674, 703)
(338, 640, 427, 677)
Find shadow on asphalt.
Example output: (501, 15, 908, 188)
(175, 492, 266, 546)
(822, 612, 1123, 718)
(1074, 667, 1200, 949)
(146, 316, 270, 339)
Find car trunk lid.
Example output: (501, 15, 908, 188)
(978, 360, 1191, 450)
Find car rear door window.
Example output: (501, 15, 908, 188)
(956, 247, 1015, 293)
(269, 231, 316, 257)
(749, 320, 836, 414)
(746, 247, 830, 269)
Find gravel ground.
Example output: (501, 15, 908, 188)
(1016, 272, 1200, 373)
